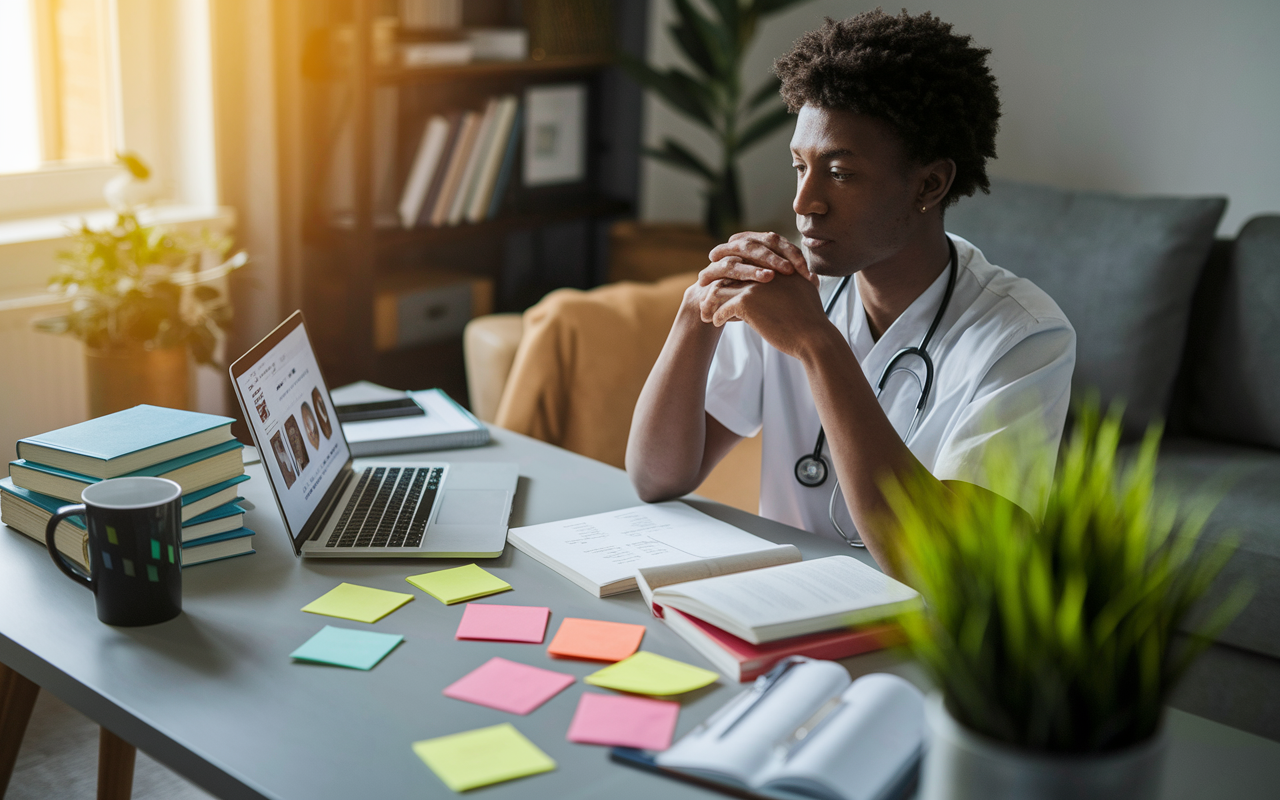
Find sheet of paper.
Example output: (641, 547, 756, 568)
(455, 604, 550, 643)
(547, 618, 645, 662)
(567, 692, 680, 750)
(300, 582, 414, 623)
(509, 501, 779, 590)
(413, 723, 555, 792)
(585, 652, 719, 696)
(443, 657, 575, 715)
(407, 563, 511, 605)
(290, 625, 403, 670)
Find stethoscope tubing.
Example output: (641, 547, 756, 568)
(796, 239, 960, 548)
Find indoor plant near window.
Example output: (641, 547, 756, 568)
(619, 0, 810, 273)
(885, 403, 1249, 800)
(35, 154, 247, 418)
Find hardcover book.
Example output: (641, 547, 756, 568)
(16, 405, 234, 479)
(9, 440, 245, 503)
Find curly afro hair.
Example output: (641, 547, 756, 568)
(775, 10, 1000, 208)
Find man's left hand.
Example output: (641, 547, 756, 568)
(698, 271, 833, 360)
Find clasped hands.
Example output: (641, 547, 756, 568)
(690, 231, 830, 359)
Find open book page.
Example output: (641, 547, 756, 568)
(507, 502, 780, 596)
(656, 660, 850, 786)
(652, 556, 921, 643)
(755, 674, 924, 800)
(635, 545, 802, 615)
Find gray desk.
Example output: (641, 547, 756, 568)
(1, 429, 1278, 799)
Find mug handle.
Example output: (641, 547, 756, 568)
(46, 504, 92, 589)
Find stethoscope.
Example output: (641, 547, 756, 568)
(794, 239, 959, 548)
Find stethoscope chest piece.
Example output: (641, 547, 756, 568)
(794, 454, 828, 487)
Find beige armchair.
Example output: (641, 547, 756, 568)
(464, 272, 761, 513)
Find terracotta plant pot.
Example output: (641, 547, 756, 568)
(85, 345, 190, 419)
(920, 694, 1167, 800)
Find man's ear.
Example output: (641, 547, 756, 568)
(917, 159, 957, 210)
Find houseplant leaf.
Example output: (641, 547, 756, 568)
(736, 105, 793, 152)
(645, 139, 717, 183)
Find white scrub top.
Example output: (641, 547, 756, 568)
(705, 233, 1076, 541)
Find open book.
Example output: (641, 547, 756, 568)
(616, 659, 924, 800)
(647, 555, 920, 645)
(507, 502, 784, 597)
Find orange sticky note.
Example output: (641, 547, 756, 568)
(546, 617, 645, 662)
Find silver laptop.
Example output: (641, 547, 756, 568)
(229, 311, 517, 558)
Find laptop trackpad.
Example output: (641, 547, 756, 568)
(437, 490, 508, 525)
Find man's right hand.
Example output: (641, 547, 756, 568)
(700, 231, 816, 288)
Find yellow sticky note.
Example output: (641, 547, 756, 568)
(301, 583, 414, 623)
(412, 723, 555, 792)
(585, 651, 719, 696)
(407, 564, 511, 605)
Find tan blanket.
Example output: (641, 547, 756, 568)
(494, 272, 696, 469)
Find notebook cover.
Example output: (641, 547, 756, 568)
(17, 405, 233, 462)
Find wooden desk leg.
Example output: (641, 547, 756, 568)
(0, 662, 40, 798)
(97, 727, 136, 800)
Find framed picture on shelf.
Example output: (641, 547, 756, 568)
(523, 83, 586, 186)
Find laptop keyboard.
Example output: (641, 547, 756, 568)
(325, 467, 443, 548)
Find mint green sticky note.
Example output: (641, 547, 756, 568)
(291, 625, 404, 670)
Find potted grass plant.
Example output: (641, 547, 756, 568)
(883, 402, 1249, 800)
(35, 154, 247, 418)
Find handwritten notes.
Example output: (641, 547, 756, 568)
(547, 618, 645, 661)
(413, 723, 555, 792)
(455, 603, 551, 643)
(585, 652, 719, 696)
(443, 657, 575, 715)
(290, 626, 403, 670)
(407, 564, 511, 605)
(301, 583, 413, 623)
(567, 692, 680, 750)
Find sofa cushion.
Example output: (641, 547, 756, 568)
(1183, 216, 1280, 449)
(946, 179, 1226, 434)
(1155, 437, 1280, 660)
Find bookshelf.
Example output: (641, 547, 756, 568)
(293, 0, 646, 402)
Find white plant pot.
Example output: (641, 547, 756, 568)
(919, 694, 1167, 800)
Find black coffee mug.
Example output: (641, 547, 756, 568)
(45, 476, 183, 627)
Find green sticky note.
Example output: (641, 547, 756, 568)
(301, 582, 414, 623)
(584, 651, 719, 696)
(412, 723, 555, 792)
(291, 625, 404, 670)
(406, 564, 511, 605)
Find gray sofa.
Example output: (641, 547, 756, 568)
(948, 181, 1280, 742)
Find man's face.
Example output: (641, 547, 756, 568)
(791, 105, 921, 277)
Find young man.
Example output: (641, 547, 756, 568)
(626, 11, 1075, 578)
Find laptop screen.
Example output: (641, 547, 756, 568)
(231, 314, 350, 536)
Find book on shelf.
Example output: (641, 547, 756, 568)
(398, 114, 452, 227)
(416, 110, 465, 227)
(16, 405, 234, 480)
(428, 110, 482, 226)
(1, 477, 255, 571)
(330, 383, 488, 456)
(448, 97, 501, 226)
(647, 555, 921, 645)
(506, 501, 785, 598)
(9, 439, 245, 504)
(399, 40, 474, 67)
(485, 103, 522, 219)
(467, 95, 519, 223)
(613, 660, 924, 800)
(466, 28, 528, 61)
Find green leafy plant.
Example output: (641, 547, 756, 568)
(35, 154, 247, 367)
(623, 0, 811, 238)
(884, 402, 1250, 753)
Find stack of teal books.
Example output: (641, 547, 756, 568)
(1, 405, 254, 571)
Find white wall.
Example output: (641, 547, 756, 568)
(640, 0, 1280, 236)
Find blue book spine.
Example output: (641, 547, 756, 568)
(487, 103, 523, 220)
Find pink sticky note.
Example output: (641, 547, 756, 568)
(566, 692, 680, 751)
(455, 604, 551, 644)
(443, 657, 575, 715)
